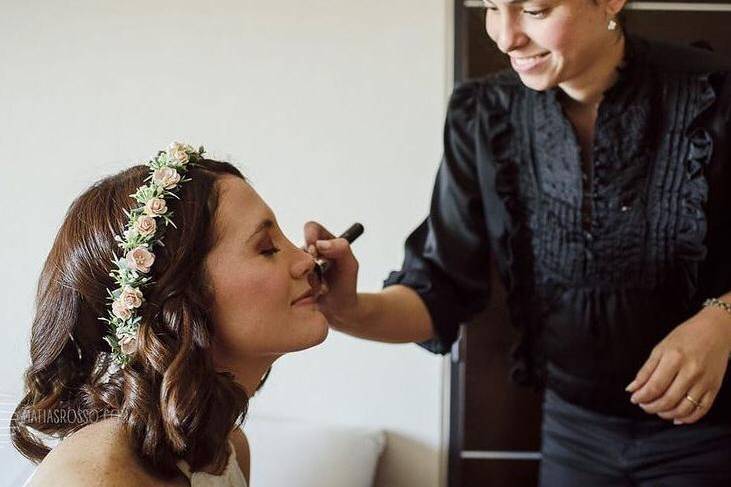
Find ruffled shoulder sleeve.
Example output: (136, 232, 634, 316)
(383, 78, 510, 354)
(638, 36, 731, 305)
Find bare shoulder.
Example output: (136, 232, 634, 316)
(230, 427, 250, 484)
(28, 418, 185, 487)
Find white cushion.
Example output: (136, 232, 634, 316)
(0, 408, 386, 487)
(243, 415, 386, 487)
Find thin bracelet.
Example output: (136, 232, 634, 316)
(704, 298, 731, 361)
(703, 298, 731, 316)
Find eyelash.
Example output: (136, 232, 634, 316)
(261, 246, 281, 257)
(484, 5, 549, 18)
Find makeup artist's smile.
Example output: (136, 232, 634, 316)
(510, 52, 550, 73)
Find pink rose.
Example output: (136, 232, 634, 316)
(144, 197, 167, 217)
(134, 215, 157, 237)
(167, 142, 192, 165)
(152, 167, 181, 190)
(119, 336, 138, 355)
(126, 246, 155, 273)
(112, 299, 132, 321)
(120, 285, 143, 309)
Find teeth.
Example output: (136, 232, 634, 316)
(514, 54, 544, 66)
(512, 53, 547, 70)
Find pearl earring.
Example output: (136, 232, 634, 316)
(608, 19, 618, 31)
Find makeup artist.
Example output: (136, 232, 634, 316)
(305, 0, 731, 484)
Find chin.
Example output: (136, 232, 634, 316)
(312, 321, 330, 346)
(289, 312, 330, 352)
(518, 73, 558, 92)
(308, 313, 330, 345)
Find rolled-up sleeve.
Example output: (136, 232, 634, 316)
(384, 81, 492, 354)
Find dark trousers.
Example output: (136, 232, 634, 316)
(539, 388, 731, 487)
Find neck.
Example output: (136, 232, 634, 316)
(214, 351, 278, 399)
(559, 34, 626, 107)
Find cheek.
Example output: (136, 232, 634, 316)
(211, 262, 290, 346)
(485, 15, 497, 41)
(531, 18, 574, 53)
(547, 8, 606, 55)
(222, 268, 286, 316)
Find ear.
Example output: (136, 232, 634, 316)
(604, 0, 627, 16)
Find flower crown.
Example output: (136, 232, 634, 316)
(99, 142, 204, 367)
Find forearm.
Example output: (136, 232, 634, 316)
(331, 285, 434, 344)
(699, 290, 731, 351)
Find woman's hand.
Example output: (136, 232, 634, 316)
(625, 307, 731, 424)
(303, 221, 360, 328)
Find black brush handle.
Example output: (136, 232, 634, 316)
(339, 223, 364, 244)
(314, 223, 364, 277)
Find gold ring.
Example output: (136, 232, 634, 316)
(684, 394, 702, 409)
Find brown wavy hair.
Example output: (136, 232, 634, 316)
(11, 158, 262, 478)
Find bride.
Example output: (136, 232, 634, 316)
(12, 143, 328, 486)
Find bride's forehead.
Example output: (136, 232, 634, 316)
(217, 177, 266, 209)
(213, 177, 274, 236)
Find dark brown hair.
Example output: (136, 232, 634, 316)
(11, 158, 255, 478)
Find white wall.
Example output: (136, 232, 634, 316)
(0, 1, 454, 486)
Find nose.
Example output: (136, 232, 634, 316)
(291, 247, 324, 296)
(291, 247, 317, 280)
(492, 15, 527, 54)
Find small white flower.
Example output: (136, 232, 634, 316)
(134, 215, 157, 237)
(126, 246, 155, 273)
(120, 285, 144, 309)
(119, 335, 138, 355)
(112, 299, 132, 320)
(144, 197, 167, 217)
(167, 142, 193, 165)
(152, 167, 181, 190)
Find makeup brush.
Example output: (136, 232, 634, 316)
(314, 223, 364, 279)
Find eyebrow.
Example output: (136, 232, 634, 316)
(245, 218, 274, 243)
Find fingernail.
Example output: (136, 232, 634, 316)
(630, 395, 638, 404)
(308, 244, 316, 254)
(674, 419, 684, 425)
(316, 240, 331, 250)
(625, 380, 637, 392)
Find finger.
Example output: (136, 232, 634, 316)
(641, 366, 697, 414)
(626, 351, 662, 393)
(304, 221, 335, 247)
(318, 280, 330, 297)
(656, 383, 699, 420)
(631, 352, 682, 405)
(314, 238, 353, 258)
(674, 388, 716, 425)
(314, 239, 359, 288)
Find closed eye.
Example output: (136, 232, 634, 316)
(261, 246, 281, 257)
(524, 9, 548, 17)
(257, 232, 281, 257)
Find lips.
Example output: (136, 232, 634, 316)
(510, 52, 550, 73)
(291, 288, 315, 306)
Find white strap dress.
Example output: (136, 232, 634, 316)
(175, 440, 247, 487)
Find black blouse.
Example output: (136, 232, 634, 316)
(384, 36, 731, 423)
